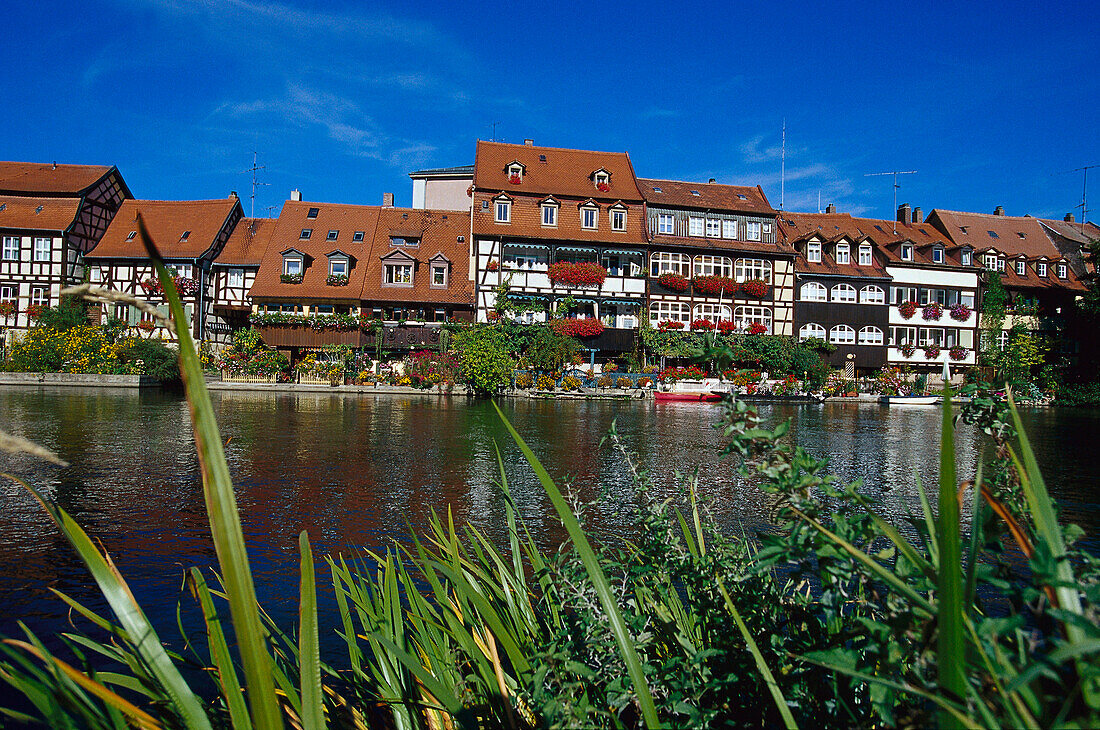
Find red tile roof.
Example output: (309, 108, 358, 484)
(638, 178, 775, 215)
(926, 209, 1062, 259)
(779, 212, 973, 269)
(0, 161, 114, 195)
(216, 217, 276, 266)
(0, 195, 82, 232)
(360, 207, 472, 305)
(88, 198, 241, 259)
(472, 194, 648, 245)
(473, 141, 644, 201)
(996, 259, 1085, 291)
(787, 232, 890, 279)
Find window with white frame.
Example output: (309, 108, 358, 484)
(900, 244, 913, 261)
(494, 199, 511, 223)
(1058, 263, 1067, 278)
(0, 285, 14, 305)
(329, 258, 348, 276)
(996, 330, 1009, 349)
(961, 292, 975, 309)
(893, 285, 918, 304)
(2, 236, 18, 260)
(799, 323, 826, 340)
(611, 208, 627, 231)
(859, 285, 886, 304)
(831, 283, 857, 303)
(693, 255, 732, 277)
(228, 268, 244, 287)
(734, 258, 772, 283)
(1015, 261, 1026, 275)
(858, 244, 872, 265)
(961, 249, 972, 266)
(384, 263, 413, 285)
(830, 324, 855, 344)
(835, 243, 850, 264)
(932, 246, 945, 263)
(649, 300, 690, 324)
(734, 305, 771, 333)
(705, 218, 721, 238)
(807, 241, 822, 263)
(33, 237, 51, 262)
(283, 257, 303, 276)
(541, 203, 558, 226)
(997, 257, 1005, 272)
(891, 326, 917, 346)
(581, 206, 598, 229)
(745, 221, 762, 241)
(1037, 262, 1047, 277)
(113, 303, 129, 322)
(30, 286, 48, 307)
(431, 264, 448, 287)
(918, 328, 944, 347)
(693, 303, 731, 324)
(299, 228, 312, 240)
(89, 267, 103, 283)
(688, 216, 704, 237)
(800, 282, 827, 301)
(650, 251, 691, 277)
(504, 250, 547, 270)
(722, 219, 737, 239)
(657, 213, 674, 234)
(507, 163, 524, 180)
(858, 326, 884, 345)
(984, 253, 998, 270)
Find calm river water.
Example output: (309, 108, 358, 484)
(0, 388, 1096, 661)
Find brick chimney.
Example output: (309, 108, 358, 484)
(897, 203, 911, 224)
(290, 189, 302, 202)
(523, 139, 534, 146)
(825, 203, 837, 213)
(708, 178, 716, 183)
(993, 205, 1005, 216)
(912, 206, 923, 224)
(1065, 213, 1076, 222)
(382, 192, 395, 207)
(229, 190, 238, 200)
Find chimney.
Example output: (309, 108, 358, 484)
(912, 206, 923, 224)
(897, 202, 911, 224)
(382, 192, 395, 207)
(52, 161, 57, 170)
(993, 205, 1005, 216)
(825, 203, 837, 214)
(523, 139, 534, 146)
(1065, 213, 1076, 223)
(229, 190, 238, 199)
(290, 189, 302, 202)
(708, 178, 716, 183)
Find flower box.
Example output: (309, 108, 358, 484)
(0, 301, 14, 316)
(173, 277, 199, 296)
(656, 272, 690, 292)
(326, 274, 349, 286)
(26, 304, 45, 320)
(949, 303, 972, 322)
(924, 344, 941, 358)
(549, 317, 605, 338)
(508, 174, 521, 185)
(949, 346, 967, 360)
(139, 279, 163, 295)
(739, 279, 770, 298)
(922, 302, 944, 321)
(900, 343, 916, 358)
(691, 318, 716, 331)
(547, 261, 607, 287)
(486, 260, 499, 272)
(692, 275, 737, 297)
(137, 320, 156, 332)
(280, 273, 304, 284)
(657, 320, 685, 331)
(596, 182, 610, 193)
(717, 320, 738, 334)
(747, 322, 768, 335)
(898, 301, 917, 319)
(659, 365, 706, 382)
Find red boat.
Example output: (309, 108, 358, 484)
(655, 391, 723, 403)
(655, 378, 726, 403)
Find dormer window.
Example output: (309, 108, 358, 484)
(858, 244, 872, 265)
(807, 241, 822, 263)
(1058, 263, 1067, 278)
(327, 230, 339, 241)
(591, 168, 611, 192)
(300, 228, 312, 240)
(705, 218, 721, 238)
(282, 253, 304, 276)
(382, 251, 415, 287)
(1016, 260, 1026, 276)
(901, 244, 914, 261)
(429, 254, 451, 288)
(1037, 262, 1047, 277)
(541, 199, 559, 227)
(506, 162, 525, 184)
(835, 243, 850, 264)
(984, 253, 997, 270)
(610, 206, 627, 232)
(961, 249, 972, 266)
(307, 207, 319, 219)
(932, 246, 944, 263)
(494, 196, 511, 223)
(581, 203, 598, 230)
(328, 253, 349, 277)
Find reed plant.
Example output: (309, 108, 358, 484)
(0, 230, 1096, 728)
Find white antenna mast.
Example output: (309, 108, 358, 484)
(1055, 164, 1098, 223)
(864, 170, 917, 233)
(780, 120, 786, 210)
(817, 190, 821, 214)
(242, 152, 269, 218)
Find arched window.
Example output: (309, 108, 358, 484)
(858, 326, 884, 345)
(799, 323, 826, 341)
(649, 251, 691, 277)
(735, 258, 772, 283)
(693, 255, 732, 277)
(649, 300, 690, 325)
(859, 285, 885, 304)
(830, 324, 855, 344)
(693, 303, 731, 323)
(831, 283, 857, 303)
(800, 282, 827, 301)
(734, 306, 772, 334)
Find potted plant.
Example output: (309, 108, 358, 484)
(139, 279, 163, 295)
(326, 274, 349, 286)
(549, 317, 605, 338)
(949, 346, 967, 360)
(137, 320, 156, 332)
(486, 259, 499, 272)
(25, 304, 45, 320)
(717, 320, 738, 334)
(656, 272, 690, 293)
(898, 300, 918, 319)
(922, 302, 944, 320)
(691, 318, 716, 331)
(280, 273, 304, 284)
(949, 303, 972, 321)
(657, 320, 685, 331)
(924, 344, 941, 358)
(0, 301, 14, 316)
(596, 182, 610, 193)
(739, 279, 770, 298)
(900, 343, 916, 358)
(508, 173, 521, 185)
(173, 277, 200, 296)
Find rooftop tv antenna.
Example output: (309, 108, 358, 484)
(780, 120, 786, 210)
(490, 121, 502, 142)
(864, 169, 917, 233)
(1055, 164, 1098, 223)
(242, 151, 269, 218)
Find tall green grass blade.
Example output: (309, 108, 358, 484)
(937, 386, 966, 727)
(492, 402, 662, 729)
(142, 219, 283, 729)
(297, 531, 325, 730)
(964, 463, 984, 612)
(846, 490, 935, 580)
(6, 475, 211, 730)
(914, 471, 939, 566)
(189, 568, 251, 730)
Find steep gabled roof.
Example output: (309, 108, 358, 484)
(88, 198, 241, 259)
(0, 162, 116, 196)
(926, 209, 1060, 259)
(0, 195, 82, 232)
(360, 207, 472, 305)
(638, 178, 775, 216)
(215, 217, 276, 266)
(473, 141, 644, 201)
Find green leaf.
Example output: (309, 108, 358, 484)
(937, 386, 966, 727)
(298, 531, 325, 730)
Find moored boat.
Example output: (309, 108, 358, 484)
(878, 394, 941, 405)
(655, 378, 725, 403)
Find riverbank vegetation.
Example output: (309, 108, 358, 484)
(1, 244, 1098, 728)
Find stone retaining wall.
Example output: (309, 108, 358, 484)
(0, 372, 161, 388)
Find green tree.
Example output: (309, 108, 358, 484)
(452, 326, 515, 395)
(993, 324, 1048, 386)
(522, 326, 580, 373)
(980, 271, 1008, 361)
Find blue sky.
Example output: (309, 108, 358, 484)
(5, 1, 1098, 221)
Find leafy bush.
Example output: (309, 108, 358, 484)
(523, 326, 581, 371)
(562, 375, 582, 390)
(1054, 381, 1100, 405)
(536, 373, 556, 390)
(615, 375, 632, 388)
(514, 371, 533, 389)
(452, 326, 515, 394)
(115, 337, 180, 382)
(10, 324, 116, 373)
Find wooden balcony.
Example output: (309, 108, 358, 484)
(256, 325, 366, 349)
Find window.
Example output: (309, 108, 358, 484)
(33, 237, 51, 261)
(799, 323, 826, 341)
(918, 328, 945, 347)
(593, 170, 609, 188)
(745, 221, 762, 241)
(859, 285, 886, 304)
(504, 251, 547, 270)
(996, 330, 1009, 350)
(1015, 261, 1026, 276)
(2, 236, 18, 260)
(893, 286, 918, 304)
(932, 247, 944, 263)
(688, 216, 704, 237)
(649, 300, 690, 325)
(0, 285, 14, 305)
(384, 263, 413, 285)
(830, 324, 855, 344)
(507, 163, 524, 180)
(984, 253, 998, 270)
(997, 258, 1005, 272)
(763, 222, 772, 236)
(611, 209, 626, 231)
(858, 326, 884, 345)
(541, 204, 557, 226)
(283, 257, 302, 276)
(113, 303, 129, 322)
(227, 269, 244, 287)
(126, 231, 137, 240)
(722, 219, 737, 238)
(581, 206, 598, 229)
(961, 292, 975, 309)
(307, 207, 319, 219)
(831, 283, 857, 303)
(987, 230, 999, 240)
(901, 244, 913, 261)
(705, 218, 721, 238)
(299, 228, 312, 240)
(807, 241, 822, 263)
(30, 286, 48, 307)
(327, 230, 339, 241)
(835, 243, 850, 264)
(693, 303, 731, 324)
(693, 255, 732, 277)
(800, 282, 827, 301)
(734, 305, 772, 333)
(735, 258, 772, 283)
(89, 268, 103, 283)
(432, 265, 448, 287)
(495, 199, 511, 223)
(1037, 262, 1047, 277)
(650, 251, 691, 277)
(1058, 264, 1067, 278)
(657, 213, 674, 234)
(961, 250, 972, 265)
(891, 326, 917, 346)
(858, 244, 872, 265)
(352, 231, 365, 242)
(329, 258, 348, 276)
(180, 230, 191, 241)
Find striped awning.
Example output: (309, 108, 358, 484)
(601, 300, 641, 307)
(602, 249, 644, 256)
(503, 242, 549, 249)
(511, 293, 550, 301)
(556, 246, 597, 253)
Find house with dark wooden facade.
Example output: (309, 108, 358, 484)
(0, 162, 129, 340)
(208, 216, 277, 342)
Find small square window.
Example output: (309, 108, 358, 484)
(1016, 261, 1026, 276)
(722, 219, 737, 239)
(657, 213, 674, 235)
(932, 247, 944, 263)
(283, 258, 302, 276)
(3, 235, 21, 260)
(33, 237, 51, 262)
(961, 250, 972, 265)
(807, 242, 822, 263)
(327, 230, 339, 241)
(705, 218, 721, 238)
(300, 229, 312, 240)
(581, 207, 598, 230)
(307, 208, 319, 219)
(688, 216, 704, 237)
(329, 259, 347, 276)
(901, 244, 913, 261)
(228, 269, 244, 287)
(352, 231, 365, 242)
(611, 209, 626, 231)
(432, 265, 448, 287)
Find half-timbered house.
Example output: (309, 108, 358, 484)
(0, 162, 129, 340)
(85, 196, 244, 340)
(208, 217, 276, 341)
